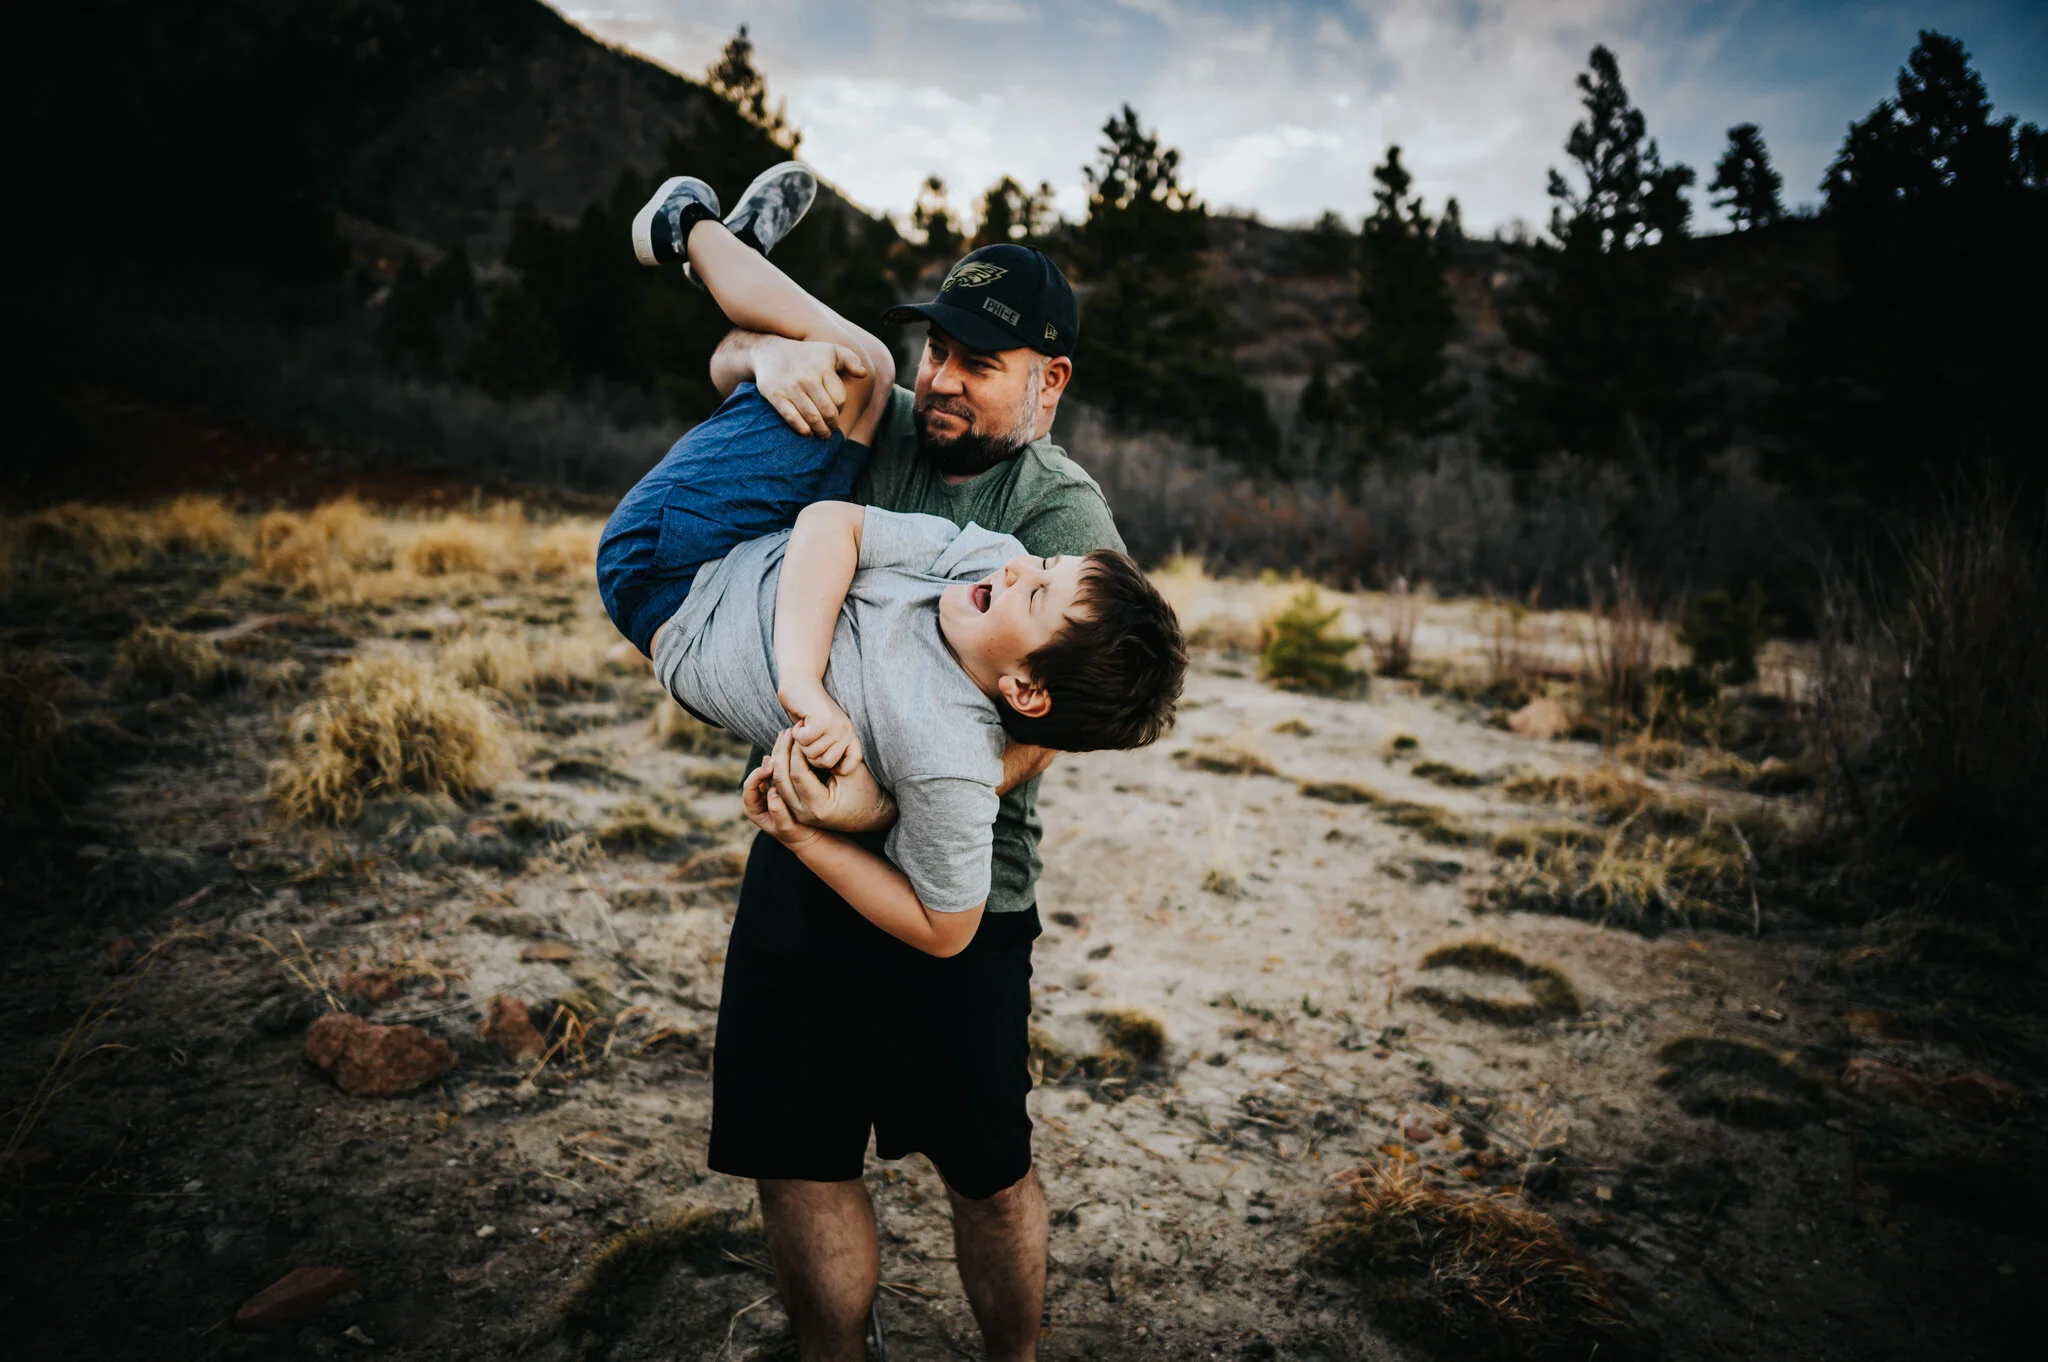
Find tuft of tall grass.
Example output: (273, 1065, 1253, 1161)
(1364, 578, 1421, 678)
(532, 522, 599, 582)
(273, 653, 511, 823)
(0, 654, 73, 825)
(406, 514, 497, 577)
(113, 624, 229, 696)
(154, 495, 241, 556)
(1578, 566, 1658, 735)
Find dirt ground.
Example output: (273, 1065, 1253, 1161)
(3, 527, 2042, 1361)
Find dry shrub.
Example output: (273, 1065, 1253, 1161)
(1303, 1162, 1639, 1360)
(1484, 598, 1545, 703)
(1087, 1008, 1166, 1071)
(407, 514, 497, 577)
(1407, 938, 1580, 1025)
(533, 521, 601, 581)
(442, 629, 537, 698)
(17, 503, 156, 574)
(1813, 487, 2048, 878)
(1365, 578, 1421, 678)
(253, 498, 383, 598)
(1578, 566, 1659, 735)
(555, 1206, 763, 1357)
(1504, 764, 1657, 821)
(273, 653, 510, 823)
(1380, 800, 1475, 846)
(1, 654, 71, 824)
(113, 624, 228, 696)
(154, 495, 240, 556)
(1483, 805, 1751, 931)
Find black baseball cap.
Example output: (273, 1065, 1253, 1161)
(882, 243, 1079, 359)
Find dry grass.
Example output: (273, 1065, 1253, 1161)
(240, 499, 606, 604)
(406, 514, 497, 577)
(252, 499, 385, 599)
(1483, 598, 1546, 703)
(1503, 764, 1658, 821)
(554, 1206, 765, 1359)
(1483, 805, 1751, 930)
(154, 495, 241, 556)
(1379, 800, 1476, 846)
(1087, 1008, 1167, 1070)
(1298, 779, 1380, 805)
(1407, 938, 1581, 1025)
(1365, 578, 1421, 678)
(649, 699, 750, 755)
(273, 653, 511, 823)
(113, 624, 229, 696)
(1303, 1162, 1640, 1360)
(594, 801, 693, 853)
(1654, 1035, 1827, 1127)
(1177, 741, 1281, 777)
(1579, 566, 1660, 735)
(0, 654, 72, 825)
(1412, 760, 1488, 788)
(6, 497, 247, 580)
(533, 522, 600, 581)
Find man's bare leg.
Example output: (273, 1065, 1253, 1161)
(757, 1178, 878, 1362)
(946, 1167, 1049, 1362)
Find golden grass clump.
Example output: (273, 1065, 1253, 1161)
(252, 498, 384, 598)
(1655, 1035, 1827, 1127)
(273, 653, 510, 823)
(533, 521, 600, 581)
(1087, 1008, 1167, 1072)
(17, 503, 156, 574)
(1407, 937, 1581, 1025)
(1303, 1162, 1640, 1361)
(1176, 742, 1281, 777)
(1379, 800, 1476, 846)
(407, 514, 497, 577)
(649, 698, 750, 755)
(0, 654, 72, 825)
(1413, 759, 1489, 788)
(113, 624, 229, 696)
(1298, 779, 1380, 805)
(594, 801, 693, 853)
(1483, 806, 1751, 931)
(154, 495, 241, 556)
(444, 623, 621, 702)
(555, 1206, 764, 1359)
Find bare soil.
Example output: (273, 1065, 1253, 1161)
(4, 558, 2042, 1361)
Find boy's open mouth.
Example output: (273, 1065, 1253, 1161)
(972, 581, 993, 613)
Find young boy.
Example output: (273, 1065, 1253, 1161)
(597, 164, 1186, 960)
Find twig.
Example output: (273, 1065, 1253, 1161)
(715, 1293, 775, 1362)
(1730, 824, 1762, 938)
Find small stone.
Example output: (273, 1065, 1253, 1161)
(343, 1324, 377, 1346)
(520, 942, 575, 964)
(341, 967, 401, 1004)
(304, 1012, 456, 1097)
(1508, 697, 1569, 741)
(476, 1224, 497, 1238)
(233, 1266, 362, 1331)
(480, 995, 546, 1062)
(1403, 1123, 1436, 1144)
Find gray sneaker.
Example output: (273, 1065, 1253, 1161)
(682, 160, 818, 287)
(631, 176, 721, 268)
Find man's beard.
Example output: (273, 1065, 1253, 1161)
(914, 390, 1038, 477)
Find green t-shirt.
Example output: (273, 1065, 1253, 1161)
(854, 384, 1125, 914)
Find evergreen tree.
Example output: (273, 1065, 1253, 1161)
(705, 24, 800, 151)
(972, 176, 1057, 248)
(1066, 105, 1276, 461)
(1297, 210, 1354, 276)
(1348, 145, 1462, 444)
(909, 175, 964, 263)
(1710, 124, 1785, 229)
(1498, 45, 1705, 473)
(1779, 31, 2046, 502)
(379, 246, 476, 377)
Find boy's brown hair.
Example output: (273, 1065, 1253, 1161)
(998, 550, 1186, 752)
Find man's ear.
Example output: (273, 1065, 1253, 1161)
(997, 672, 1051, 719)
(1039, 356, 1073, 400)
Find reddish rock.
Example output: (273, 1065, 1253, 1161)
(1842, 1057, 2019, 1123)
(341, 966, 401, 1004)
(1508, 697, 1569, 741)
(1403, 1123, 1436, 1144)
(304, 1012, 455, 1097)
(233, 1265, 362, 1331)
(481, 995, 546, 1062)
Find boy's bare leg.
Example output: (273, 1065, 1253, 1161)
(685, 220, 893, 442)
(758, 1177, 879, 1362)
(946, 1167, 1048, 1362)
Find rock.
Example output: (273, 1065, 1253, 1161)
(304, 1012, 456, 1097)
(233, 1265, 362, 1331)
(1508, 697, 1569, 740)
(520, 942, 575, 963)
(1841, 1057, 2019, 1123)
(340, 967, 400, 1004)
(480, 995, 546, 1062)
(1403, 1122, 1436, 1144)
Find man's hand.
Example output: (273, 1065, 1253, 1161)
(755, 338, 871, 438)
(768, 729, 898, 833)
(742, 755, 822, 848)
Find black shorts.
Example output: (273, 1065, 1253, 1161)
(707, 832, 1041, 1201)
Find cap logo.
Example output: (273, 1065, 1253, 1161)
(1043, 323, 1058, 340)
(942, 261, 1008, 291)
(982, 296, 1021, 326)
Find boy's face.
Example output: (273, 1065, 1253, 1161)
(939, 552, 1091, 715)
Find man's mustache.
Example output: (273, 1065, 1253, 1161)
(916, 397, 975, 423)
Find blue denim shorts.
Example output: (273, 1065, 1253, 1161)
(598, 384, 870, 653)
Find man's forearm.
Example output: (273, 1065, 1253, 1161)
(785, 830, 982, 957)
(709, 328, 769, 398)
(998, 743, 1057, 797)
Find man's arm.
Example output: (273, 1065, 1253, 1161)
(745, 735, 983, 958)
(774, 502, 864, 776)
(1000, 743, 1056, 795)
(711, 329, 877, 439)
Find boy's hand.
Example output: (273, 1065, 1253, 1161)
(742, 750, 821, 848)
(755, 338, 870, 438)
(780, 686, 862, 776)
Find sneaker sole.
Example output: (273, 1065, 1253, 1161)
(631, 176, 719, 267)
(727, 161, 818, 254)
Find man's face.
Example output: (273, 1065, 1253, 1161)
(912, 328, 1056, 477)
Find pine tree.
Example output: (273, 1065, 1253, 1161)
(1499, 46, 1705, 473)
(910, 175, 964, 262)
(706, 24, 800, 152)
(1067, 105, 1276, 462)
(972, 176, 1056, 248)
(1710, 124, 1784, 229)
(1348, 145, 1462, 445)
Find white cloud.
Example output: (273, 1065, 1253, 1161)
(932, 0, 1029, 22)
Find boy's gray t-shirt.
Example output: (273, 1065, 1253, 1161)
(652, 507, 1022, 914)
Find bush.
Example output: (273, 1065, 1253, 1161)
(1677, 583, 1776, 686)
(113, 624, 228, 696)
(1259, 587, 1359, 692)
(0, 654, 71, 825)
(273, 654, 510, 823)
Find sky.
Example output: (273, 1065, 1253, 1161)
(554, 1, 2048, 236)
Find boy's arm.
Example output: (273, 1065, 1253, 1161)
(774, 502, 865, 775)
(745, 739, 983, 958)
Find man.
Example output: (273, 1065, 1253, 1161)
(704, 239, 1121, 1361)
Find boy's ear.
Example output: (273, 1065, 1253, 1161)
(997, 672, 1051, 719)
